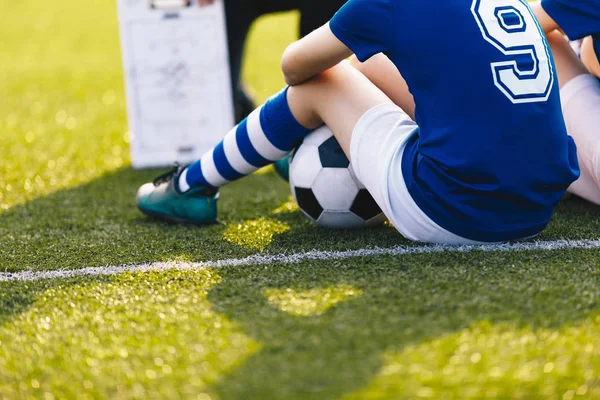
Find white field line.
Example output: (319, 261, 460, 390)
(2, 239, 600, 282)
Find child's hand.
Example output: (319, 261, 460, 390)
(198, 0, 215, 6)
(581, 37, 600, 78)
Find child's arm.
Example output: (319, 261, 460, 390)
(282, 0, 392, 86)
(281, 23, 353, 86)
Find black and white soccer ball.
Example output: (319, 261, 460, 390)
(289, 126, 386, 229)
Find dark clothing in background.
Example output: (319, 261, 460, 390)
(224, 0, 345, 121)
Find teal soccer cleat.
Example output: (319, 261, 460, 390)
(273, 153, 292, 182)
(136, 165, 219, 225)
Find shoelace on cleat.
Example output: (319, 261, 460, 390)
(153, 163, 181, 187)
(152, 163, 218, 196)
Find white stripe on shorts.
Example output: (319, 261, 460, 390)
(247, 107, 290, 161)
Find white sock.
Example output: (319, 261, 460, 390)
(178, 168, 190, 193)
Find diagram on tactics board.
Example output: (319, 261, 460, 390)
(118, 0, 234, 168)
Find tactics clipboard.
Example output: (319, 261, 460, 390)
(118, 0, 234, 168)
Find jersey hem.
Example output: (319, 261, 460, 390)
(406, 187, 550, 242)
(400, 141, 551, 243)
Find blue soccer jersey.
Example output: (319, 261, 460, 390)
(542, 0, 600, 63)
(330, 0, 579, 242)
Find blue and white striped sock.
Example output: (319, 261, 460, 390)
(180, 87, 310, 191)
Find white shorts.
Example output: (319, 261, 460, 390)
(561, 74, 600, 204)
(350, 103, 484, 245)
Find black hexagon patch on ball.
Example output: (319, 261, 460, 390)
(294, 187, 323, 220)
(318, 136, 350, 168)
(351, 189, 383, 220)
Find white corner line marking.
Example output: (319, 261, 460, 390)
(3, 239, 600, 282)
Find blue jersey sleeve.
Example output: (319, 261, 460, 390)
(541, 0, 600, 39)
(328, 0, 393, 62)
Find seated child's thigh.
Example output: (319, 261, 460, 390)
(561, 74, 600, 202)
(349, 103, 416, 220)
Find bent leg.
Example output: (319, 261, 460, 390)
(349, 54, 416, 120)
(546, 32, 600, 205)
(137, 63, 397, 218)
(287, 61, 395, 157)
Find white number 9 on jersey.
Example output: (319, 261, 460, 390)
(471, 0, 554, 104)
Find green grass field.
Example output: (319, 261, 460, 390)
(2, 1, 600, 398)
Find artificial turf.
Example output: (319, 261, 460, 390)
(1, 252, 600, 399)
(2, 0, 600, 398)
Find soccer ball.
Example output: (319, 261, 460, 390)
(289, 126, 386, 229)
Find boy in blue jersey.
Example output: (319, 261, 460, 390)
(531, 1, 600, 205)
(136, 0, 579, 244)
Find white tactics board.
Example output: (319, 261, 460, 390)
(118, 0, 234, 168)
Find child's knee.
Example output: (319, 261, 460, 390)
(295, 63, 350, 92)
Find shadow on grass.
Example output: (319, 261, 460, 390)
(0, 250, 598, 397)
(2, 166, 600, 273)
(0, 167, 403, 272)
(204, 251, 600, 399)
